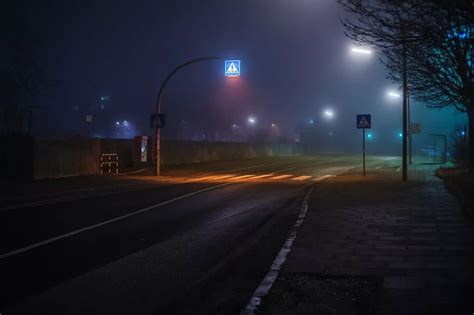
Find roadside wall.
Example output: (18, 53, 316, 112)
(1, 136, 302, 180)
(33, 136, 101, 180)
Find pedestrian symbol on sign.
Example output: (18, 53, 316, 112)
(225, 60, 240, 77)
(356, 114, 371, 129)
(150, 113, 166, 128)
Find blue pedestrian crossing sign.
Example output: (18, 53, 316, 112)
(356, 114, 371, 129)
(225, 60, 240, 77)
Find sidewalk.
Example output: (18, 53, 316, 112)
(259, 164, 474, 314)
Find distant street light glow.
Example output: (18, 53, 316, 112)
(271, 123, 277, 127)
(247, 116, 256, 125)
(323, 109, 335, 119)
(115, 121, 120, 126)
(351, 47, 372, 55)
(387, 91, 401, 98)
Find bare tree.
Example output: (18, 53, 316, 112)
(1, 0, 44, 135)
(339, 0, 474, 171)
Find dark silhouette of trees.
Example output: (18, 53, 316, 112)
(1, 1, 44, 135)
(339, 0, 474, 171)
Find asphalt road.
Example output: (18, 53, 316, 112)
(0, 155, 400, 314)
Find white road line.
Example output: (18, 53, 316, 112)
(242, 168, 353, 313)
(0, 181, 238, 260)
(337, 166, 355, 175)
(242, 185, 316, 314)
(375, 166, 381, 170)
(396, 166, 402, 172)
(291, 175, 312, 181)
(312, 174, 336, 182)
(124, 168, 151, 174)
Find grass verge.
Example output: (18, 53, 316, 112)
(436, 167, 474, 219)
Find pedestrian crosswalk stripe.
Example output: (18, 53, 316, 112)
(270, 174, 293, 180)
(210, 175, 235, 180)
(232, 174, 256, 180)
(292, 175, 312, 181)
(251, 173, 275, 179)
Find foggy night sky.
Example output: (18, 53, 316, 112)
(10, 0, 467, 152)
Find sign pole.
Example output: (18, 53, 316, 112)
(363, 128, 366, 176)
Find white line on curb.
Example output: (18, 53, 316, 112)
(241, 186, 314, 314)
(241, 167, 351, 314)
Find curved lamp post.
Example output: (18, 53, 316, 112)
(154, 56, 222, 176)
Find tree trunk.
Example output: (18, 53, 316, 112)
(469, 110, 474, 174)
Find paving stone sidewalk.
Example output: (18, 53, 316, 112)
(282, 164, 474, 314)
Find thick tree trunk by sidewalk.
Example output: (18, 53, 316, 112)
(468, 111, 474, 174)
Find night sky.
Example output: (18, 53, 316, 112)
(13, 0, 467, 153)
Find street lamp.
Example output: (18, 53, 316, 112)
(323, 109, 335, 119)
(387, 91, 401, 98)
(153, 56, 232, 176)
(350, 47, 372, 55)
(247, 116, 256, 125)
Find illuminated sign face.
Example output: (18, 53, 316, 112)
(225, 60, 240, 77)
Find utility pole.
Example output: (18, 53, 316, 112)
(408, 91, 412, 164)
(402, 40, 408, 181)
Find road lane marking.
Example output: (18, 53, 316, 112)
(210, 175, 236, 180)
(0, 181, 240, 260)
(396, 166, 402, 172)
(123, 168, 151, 174)
(231, 175, 256, 180)
(312, 175, 336, 182)
(269, 175, 293, 180)
(336, 166, 355, 175)
(291, 175, 312, 181)
(250, 173, 275, 179)
(0, 165, 312, 260)
(375, 166, 381, 170)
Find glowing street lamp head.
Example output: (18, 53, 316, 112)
(323, 109, 335, 119)
(387, 91, 401, 98)
(247, 116, 256, 125)
(350, 47, 372, 55)
(115, 121, 120, 126)
(271, 123, 277, 127)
